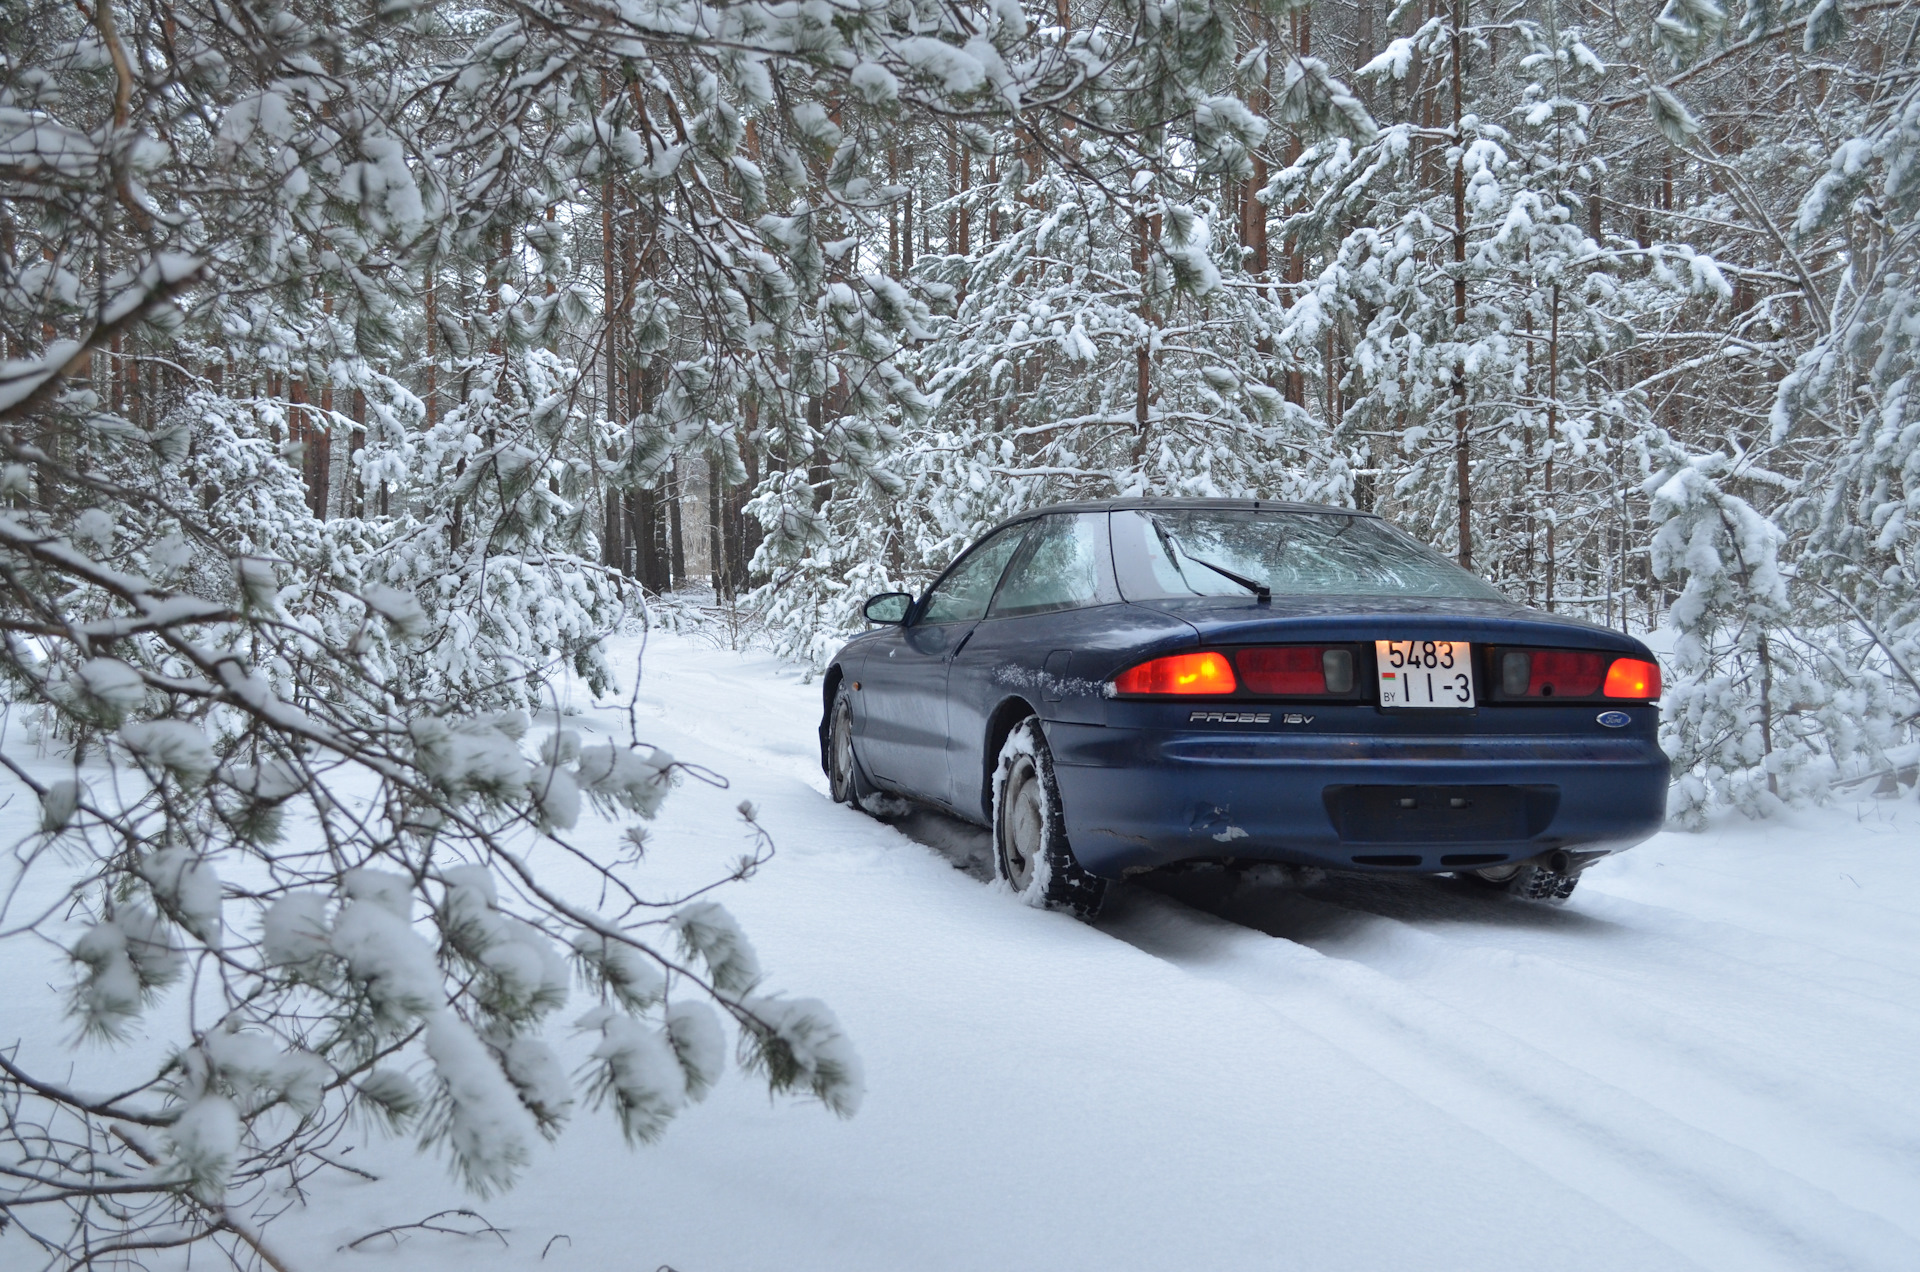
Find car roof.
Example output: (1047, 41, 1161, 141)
(980, 497, 1380, 537)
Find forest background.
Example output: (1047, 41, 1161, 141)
(8, 0, 1918, 819)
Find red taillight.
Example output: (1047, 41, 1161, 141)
(1112, 651, 1237, 696)
(1237, 647, 1355, 695)
(1528, 650, 1606, 697)
(1238, 647, 1322, 694)
(1499, 649, 1663, 700)
(1604, 657, 1662, 699)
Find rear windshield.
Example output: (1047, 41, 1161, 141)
(1111, 508, 1507, 602)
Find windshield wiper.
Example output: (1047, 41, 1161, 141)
(1183, 552, 1271, 604)
(1150, 520, 1271, 604)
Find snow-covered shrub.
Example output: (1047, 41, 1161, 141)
(0, 0, 958, 1260)
(1646, 440, 1802, 821)
(1646, 429, 1919, 821)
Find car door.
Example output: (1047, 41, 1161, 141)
(946, 512, 1119, 820)
(856, 522, 1031, 804)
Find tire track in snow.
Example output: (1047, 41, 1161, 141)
(1224, 879, 1920, 1231)
(1095, 885, 1920, 1272)
(1574, 879, 1920, 1016)
(1151, 873, 1920, 1194)
(1593, 853, 1920, 970)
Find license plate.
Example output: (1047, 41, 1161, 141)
(1375, 641, 1476, 708)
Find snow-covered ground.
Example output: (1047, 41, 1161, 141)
(6, 631, 1919, 1271)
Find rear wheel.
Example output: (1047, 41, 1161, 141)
(1469, 859, 1580, 902)
(991, 718, 1106, 918)
(827, 686, 858, 805)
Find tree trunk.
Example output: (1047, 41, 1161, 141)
(958, 139, 972, 259)
(1134, 211, 1152, 456)
(807, 391, 834, 515)
(1282, 10, 1309, 406)
(604, 487, 623, 573)
(1450, 0, 1471, 569)
(945, 124, 957, 253)
(423, 270, 437, 429)
(668, 461, 686, 589)
(729, 402, 761, 591)
(350, 387, 366, 517)
(602, 156, 620, 574)
(126, 343, 143, 428)
(708, 459, 724, 597)
(1545, 285, 1559, 611)
(902, 184, 915, 274)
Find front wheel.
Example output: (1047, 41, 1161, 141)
(991, 718, 1106, 919)
(827, 686, 858, 805)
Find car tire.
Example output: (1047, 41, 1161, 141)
(1469, 860, 1580, 902)
(827, 685, 859, 806)
(991, 717, 1106, 918)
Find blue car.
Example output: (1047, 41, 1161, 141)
(820, 499, 1669, 917)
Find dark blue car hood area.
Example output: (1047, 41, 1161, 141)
(1130, 595, 1654, 655)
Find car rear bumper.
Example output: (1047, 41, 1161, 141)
(1044, 721, 1670, 878)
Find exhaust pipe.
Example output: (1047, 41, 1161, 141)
(1545, 849, 1572, 876)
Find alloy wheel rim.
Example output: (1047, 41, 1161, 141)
(832, 704, 853, 796)
(1003, 759, 1043, 891)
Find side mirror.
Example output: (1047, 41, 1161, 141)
(862, 592, 913, 625)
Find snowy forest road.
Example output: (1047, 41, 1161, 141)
(458, 631, 1914, 1272)
(15, 632, 1910, 1272)
(903, 804, 1920, 1272)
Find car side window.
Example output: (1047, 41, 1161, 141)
(989, 513, 1108, 618)
(920, 524, 1029, 624)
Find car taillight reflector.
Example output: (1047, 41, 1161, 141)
(1112, 651, 1237, 696)
(1603, 657, 1662, 699)
(1521, 650, 1607, 698)
(1498, 650, 1663, 700)
(1237, 647, 1354, 695)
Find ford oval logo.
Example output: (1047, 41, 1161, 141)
(1596, 710, 1631, 729)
